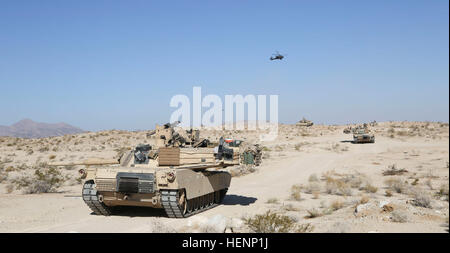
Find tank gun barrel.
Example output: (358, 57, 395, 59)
(49, 158, 120, 167)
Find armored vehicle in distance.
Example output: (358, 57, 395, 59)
(352, 124, 375, 143)
(297, 117, 313, 127)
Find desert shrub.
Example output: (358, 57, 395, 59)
(383, 164, 408, 176)
(330, 199, 345, 211)
(385, 190, 393, 197)
(410, 189, 432, 208)
(342, 174, 366, 189)
(325, 178, 352, 196)
(312, 191, 320, 199)
(244, 211, 311, 233)
(308, 173, 319, 182)
(362, 183, 378, 193)
(5, 166, 16, 172)
(38, 146, 50, 152)
(359, 195, 369, 204)
(384, 178, 409, 194)
(391, 210, 408, 223)
(303, 182, 321, 194)
(266, 198, 279, 204)
(437, 183, 449, 201)
(13, 165, 65, 194)
(16, 163, 29, 170)
(290, 184, 302, 201)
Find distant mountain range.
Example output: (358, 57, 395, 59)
(0, 119, 84, 138)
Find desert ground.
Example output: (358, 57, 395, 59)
(0, 121, 448, 233)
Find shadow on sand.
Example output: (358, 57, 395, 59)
(90, 194, 257, 217)
(221, 194, 257, 206)
(90, 206, 166, 218)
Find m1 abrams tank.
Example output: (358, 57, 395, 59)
(297, 117, 313, 127)
(349, 124, 375, 143)
(53, 123, 237, 218)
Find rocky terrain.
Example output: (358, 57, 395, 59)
(0, 121, 448, 233)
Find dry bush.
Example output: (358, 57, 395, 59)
(410, 189, 432, 208)
(342, 173, 366, 189)
(266, 198, 279, 204)
(385, 190, 393, 197)
(362, 183, 378, 193)
(294, 142, 310, 151)
(325, 177, 352, 196)
(437, 183, 449, 201)
(12, 164, 65, 194)
(384, 177, 409, 194)
(303, 182, 321, 194)
(383, 164, 408, 176)
(295, 223, 314, 233)
(290, 184, 302, 201)
(312, 191, 320, 199)
(330, 199, 345, 211)
(38, 146, 50, 152)
(359, 195, 370, 204)
(308, 173, 319, 182)
(244, 211, 311, 233)
(391, 210, 408, 223)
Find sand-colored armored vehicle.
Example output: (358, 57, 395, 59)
(297, 117, 313, 127)
(343, 127, 352, 134)
(52, 122, 263, 218)
(224, 138, 262, 166)
(54, 139, 236, 218)
(351, 124, 375, 143)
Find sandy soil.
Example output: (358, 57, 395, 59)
(0, 121, 448, 233)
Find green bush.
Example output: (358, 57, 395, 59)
(244, 211, 313, 233)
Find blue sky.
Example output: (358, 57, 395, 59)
(0, 0, 448, 131)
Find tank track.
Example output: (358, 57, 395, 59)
(82, 181, 113, 216)
(161, 188, 227, 218)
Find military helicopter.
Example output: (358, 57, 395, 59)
(270, 51, 285, 61)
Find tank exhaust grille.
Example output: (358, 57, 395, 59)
(116, 172, 155, 194)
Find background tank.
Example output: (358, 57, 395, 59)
(297, 117, 313, 127)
